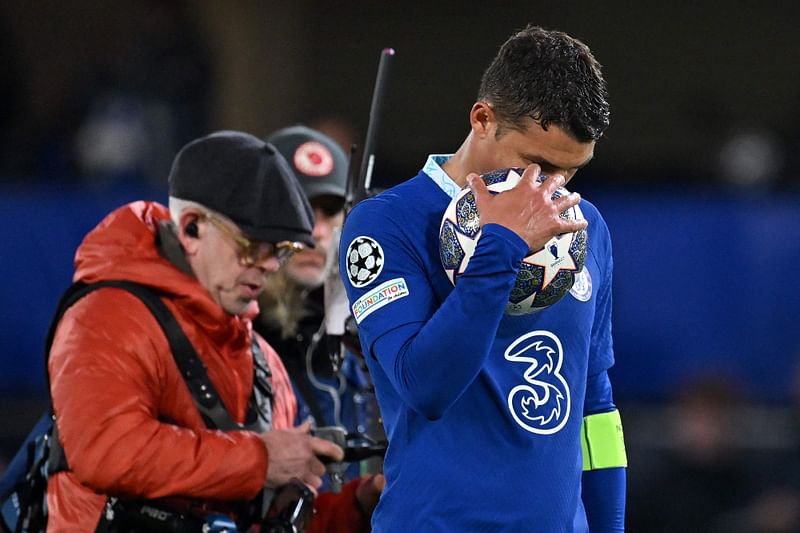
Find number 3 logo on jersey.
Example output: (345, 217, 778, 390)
(505, 330, 571, 435)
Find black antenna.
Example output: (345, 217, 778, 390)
(345, 47, 395, 214)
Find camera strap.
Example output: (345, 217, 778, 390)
(39, 280, 274, 532)
(46, 280, 272, 434)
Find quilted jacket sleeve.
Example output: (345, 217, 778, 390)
(49, 289, 268, 500)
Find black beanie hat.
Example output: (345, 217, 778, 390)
(168, 130, 315, 247)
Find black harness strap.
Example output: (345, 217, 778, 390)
(94, 281, 240, 430)
(48, 280, 270, 434)
(39, 280, 274, 532)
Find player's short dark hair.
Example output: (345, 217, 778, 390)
(478, 25, 609, 142)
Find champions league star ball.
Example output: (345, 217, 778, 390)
(439, 167, 588, 315)
(345, 236, 385, 288)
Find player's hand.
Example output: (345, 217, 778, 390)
(259, 421, 345, 493)
(468, 164, 587, 251)
(355, 473, 386, 516)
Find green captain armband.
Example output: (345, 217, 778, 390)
(581, 409, 627, 470)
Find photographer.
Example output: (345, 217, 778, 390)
(45, 131, 370, 531)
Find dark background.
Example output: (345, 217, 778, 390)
(1, 1, 799, 530)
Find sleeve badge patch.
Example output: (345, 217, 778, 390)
(351, 278, 409, 324)
(345, 235, 384, 287)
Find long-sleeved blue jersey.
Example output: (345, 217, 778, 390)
(340, 156, 624, 532)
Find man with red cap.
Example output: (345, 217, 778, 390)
(257, 125, 384, 496)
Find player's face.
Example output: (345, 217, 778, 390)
(476, 115, 595, 185)
(284, 204, 344, 288)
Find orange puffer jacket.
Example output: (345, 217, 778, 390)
(46, 201, 299, 531)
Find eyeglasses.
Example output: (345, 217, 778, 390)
(201, 212, 305, 267)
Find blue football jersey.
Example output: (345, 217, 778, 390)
(340, 156, 615, 532)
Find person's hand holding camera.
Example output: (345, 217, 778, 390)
(259, 421, 345, 493)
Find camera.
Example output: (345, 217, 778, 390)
(261, 481, 314, 533)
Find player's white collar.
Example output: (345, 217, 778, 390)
(423, 154, 461, 198)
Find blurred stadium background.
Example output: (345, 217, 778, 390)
(1, 1, 799, 530)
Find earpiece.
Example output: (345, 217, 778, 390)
(185, 221, 199, 238)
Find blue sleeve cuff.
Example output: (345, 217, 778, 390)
(481, 223, 528, 258)
(582, 467, 626, 532)
(584, 371, 615, 416)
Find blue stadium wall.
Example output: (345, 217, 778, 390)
(1, 183, 799, 403)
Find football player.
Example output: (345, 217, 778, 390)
(340, 25, 626, 532)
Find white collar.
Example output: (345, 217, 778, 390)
(422, 154, 462, 198)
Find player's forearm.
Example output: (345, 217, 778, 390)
(581, 371, 627, 531)
(374, 224, 527, 419)
(582, 467, 626, 532)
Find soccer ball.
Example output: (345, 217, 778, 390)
(439, 167, 587, 315)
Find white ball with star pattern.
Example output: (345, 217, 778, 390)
(438, 167, 588, 315)
(345, 235, 385, 288)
